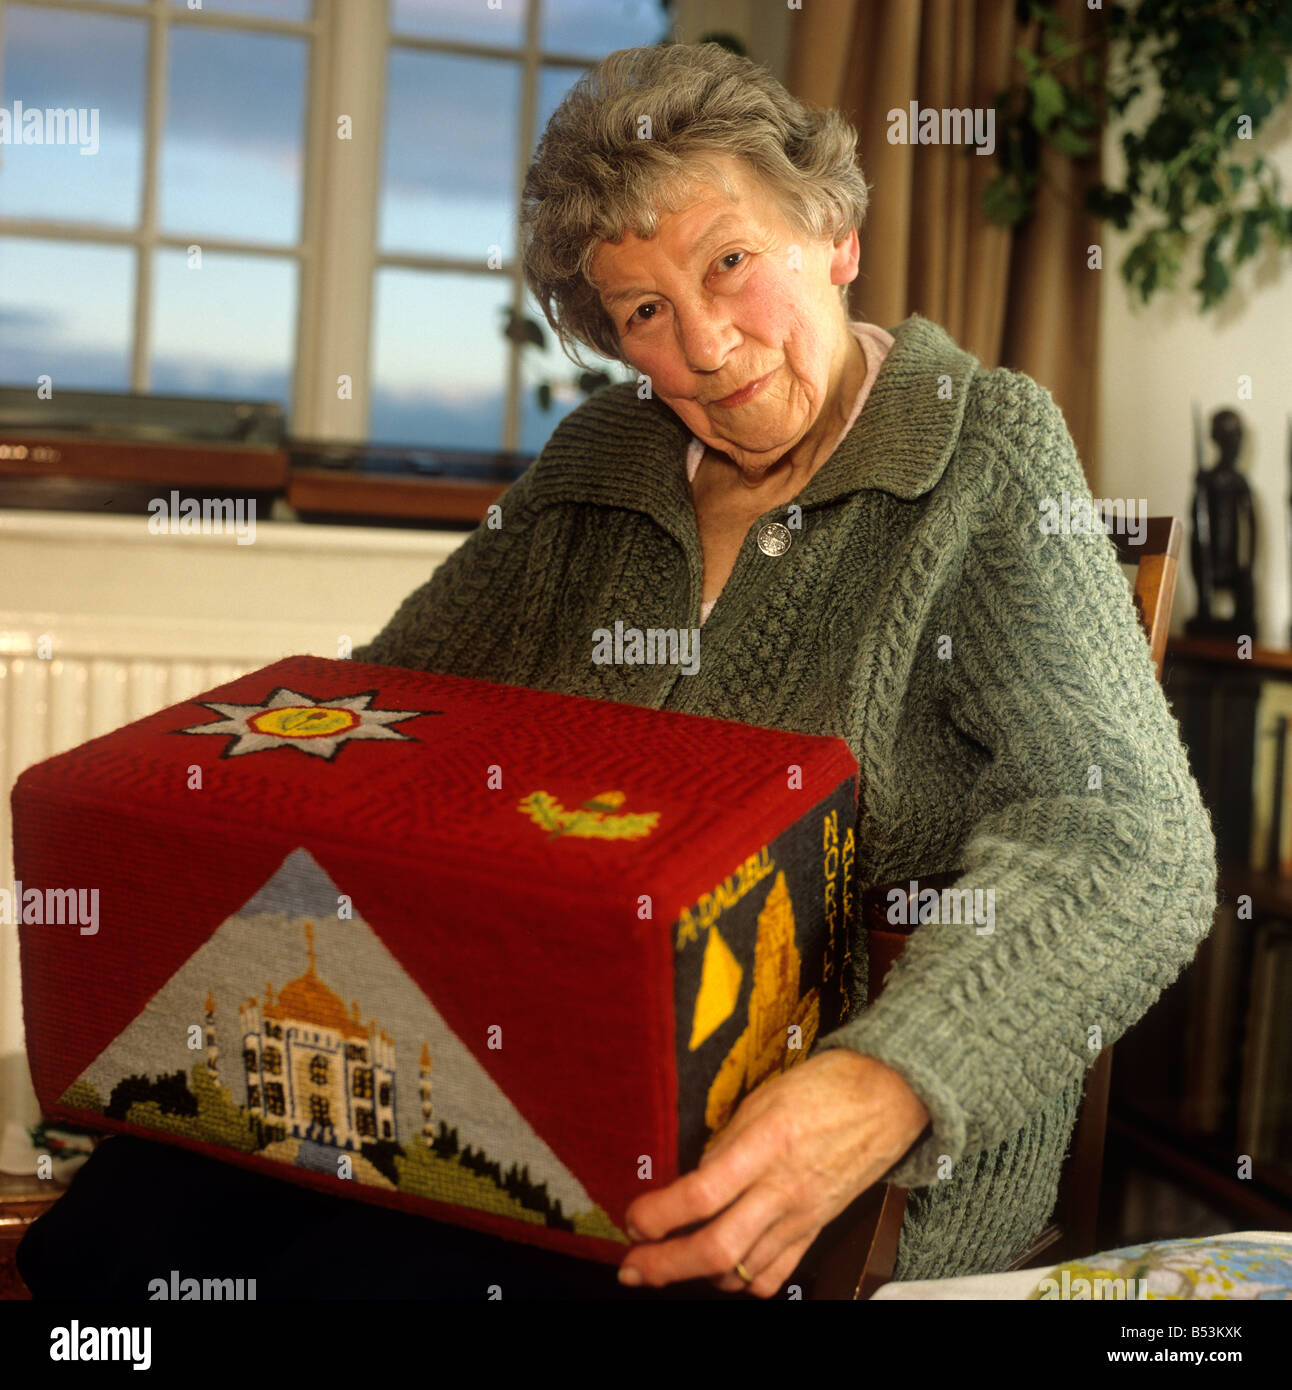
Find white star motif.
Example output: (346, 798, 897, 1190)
(178, 686, 430, 760)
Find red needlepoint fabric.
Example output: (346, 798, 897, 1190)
(13, 656, 859, 1263)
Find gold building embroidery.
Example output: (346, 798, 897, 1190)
(702, 871, 820, 1143)
(235, 920, 414, 1151)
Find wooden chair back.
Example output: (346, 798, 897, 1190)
(806, 516, 1183, 1299)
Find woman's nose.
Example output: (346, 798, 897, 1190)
(676, 300, 738, 375)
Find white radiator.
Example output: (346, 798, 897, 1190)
(0, 638, 256, 878)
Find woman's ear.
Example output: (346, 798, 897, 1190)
(829, 227, 861, 288)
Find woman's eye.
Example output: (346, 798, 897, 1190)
(628, 303, 658, 327)
(719, 251, 746, 270)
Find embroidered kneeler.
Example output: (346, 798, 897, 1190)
(13, 655, 858, 1264)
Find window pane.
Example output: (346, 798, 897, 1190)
(0, 4, 146, 226)
(380, 51, 517, 260)
(0, 239, 135, 389)
(169, 0, 312, 19)
(535, 64, 585, 149)
(149, 249, 296, 406)
(540, 0, 668, 56)
(390, 0, 527, 47)
(519, 293, 625, 453)
(371, 270, 511, 449)
(160, 28, 307, 244)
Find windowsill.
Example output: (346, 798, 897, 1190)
(0, 444, 529, 527)
(0, 474, 497, 530)
(0, 506, 467, 555)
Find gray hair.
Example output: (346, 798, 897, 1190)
(520, 42, 871, 368)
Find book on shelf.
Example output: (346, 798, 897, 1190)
(1248, 682, 1292, 871)
(1182, 900, 1250, 1136)
(1219, 679, 1260, 868)
(1166, 665, 1258, 867)
(1111, 949, 1194, 1130)
(1237, 920, 1292, 1167)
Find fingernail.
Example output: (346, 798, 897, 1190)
(618, 1266, 643, 1286)
(626, 1224, 644, 1242)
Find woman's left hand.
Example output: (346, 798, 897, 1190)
(618, 1049, 931, 1298)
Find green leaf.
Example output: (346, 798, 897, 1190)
(535, 382, 553, 412)
(1235, 210, 1263, 263)
(982, 176, 1031, 225)
(1050, 125, 1095, 157)
(1066, 92, 1098, 130)
(1196, 246, 1230, 308)
(1086, 186, 1134, 229)
(504, 309, 547, 351)
(1030, 72, 1066, 131)
(1254, 49, 1287, 91)
(1082, 52, 1100, 86)
(1142, 110, 1191, 161)
(576, 370, 612, 395)
(1227, 163, 1245, 190)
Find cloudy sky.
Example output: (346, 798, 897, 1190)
(0, 0, 665, 451)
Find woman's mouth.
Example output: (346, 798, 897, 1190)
(712, 369, 775, 409)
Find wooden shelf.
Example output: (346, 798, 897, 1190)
(1168, 636, 1292, 674)
(287, 469, 507, 524)
(1108, 1109, 1292, 1226)
(1218, 862, 1292, 919)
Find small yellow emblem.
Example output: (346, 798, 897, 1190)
(516, 790, 659, 841)
(249, 706, 359, 739)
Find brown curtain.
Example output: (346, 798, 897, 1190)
(788, 0, 1105, 487)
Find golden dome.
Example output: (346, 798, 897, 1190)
(271, 970, 368, 1039)
(264, 921, 368, 1040)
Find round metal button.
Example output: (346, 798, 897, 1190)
(757, 522, 792, 557)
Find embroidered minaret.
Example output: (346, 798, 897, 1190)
(419, 1042, 434, 1147)
(204, 988, 219, 1081)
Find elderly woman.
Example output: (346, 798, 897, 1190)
(351, 43, 1217, 1297)
(17, 42, 1215, 1303)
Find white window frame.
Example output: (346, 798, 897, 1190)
(0, 0, 323, 419)
(365, 3, 612, 453)
(0, 0, 653, 452)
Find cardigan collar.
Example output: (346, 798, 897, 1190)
(526, 312, 979, 538)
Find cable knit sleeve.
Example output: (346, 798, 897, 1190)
(352, 462, 547, 679)
(812, 373, 1219, 1189)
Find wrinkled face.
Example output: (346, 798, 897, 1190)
(590, 153, 860, 479)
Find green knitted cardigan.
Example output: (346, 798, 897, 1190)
(355, 312, 1218, 1283)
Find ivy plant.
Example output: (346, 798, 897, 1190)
(987, 0, 1292, 309)
(502, 308, 615, 417)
